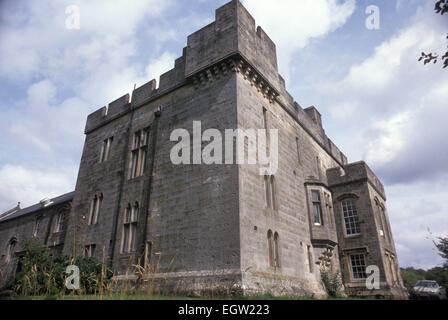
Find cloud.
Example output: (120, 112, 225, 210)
(144, 51, 177, 87)
(387, 180, 447, 269)
(241, 0, 356, 80)
(0, 0, 180, 212)
(311, 2, 448, 268)
(0, 164, 73, 212)
(321, 2, 448, 186)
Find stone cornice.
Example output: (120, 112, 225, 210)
(188, 53, 280, 103)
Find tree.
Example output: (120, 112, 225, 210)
(419, 0, 448, 68)
(434, 237, 448, 266)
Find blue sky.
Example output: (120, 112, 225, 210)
(0, 0, 447, 270)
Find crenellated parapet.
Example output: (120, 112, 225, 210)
(327, 161, 386, 199)
(85, 93, 130, 133)
(185, 0, 280, 93)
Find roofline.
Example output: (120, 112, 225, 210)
(0, 191, 75, 224)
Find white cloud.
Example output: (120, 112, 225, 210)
(241, 0, 356, 80)
(0, 0, 182, 213)
(312, 2, 448, 268)
(144, 51, 176, 86)
(0, 164, 73, 212)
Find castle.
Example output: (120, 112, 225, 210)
(0, 0, 408, 299)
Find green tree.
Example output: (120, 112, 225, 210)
(419, 0, 448, 68)
(434, 237, 448, 266)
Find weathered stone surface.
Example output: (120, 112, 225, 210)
(0, 0, 407, 299)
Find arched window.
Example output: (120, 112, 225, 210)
(264, 175, 277, 210)
(274, 232, 280, 268)
(6, 238, 17, 264)
(267, 230, 274, 267)
(341, 198, 361, 236)
(88, 193, 103, 226)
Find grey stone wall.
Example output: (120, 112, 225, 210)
(0, 199, 71, 288)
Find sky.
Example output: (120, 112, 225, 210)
(0, 0, 447, 270)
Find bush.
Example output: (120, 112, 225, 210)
(13, 242, 113, 296)
(321, 267, 343, 298)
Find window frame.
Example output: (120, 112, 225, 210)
(129, 129, 150, 180)
(6, 238, 17, 264)
(54, 211, 66, 233)
(311, 190, 323, 226)
(349, 253, 367, 281)
(121, 202, 139, 253)
(341, 198, 361, 237)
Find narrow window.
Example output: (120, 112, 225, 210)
(267, 230, 274, 267)
(100, 137, 113, 163)
(262, 108, 268, 130)
(341, 198, 361, 236)
(131, 150, 139, 179)
(376, 203, 385, 237)
(264, 175, 271, 208)
(84, 244, 96, 258)
(99, 141, 106, 163)
(93, 194, 103, 225)
(122, 204, 131, 253)
(296, 137, 301, 164)
(55, 212, 66, 233)
(104, 137, 113, 162)
(270, 176, 277, 210)
(122, 203, 139, 253)
(311, 191, 323, 225)
(349, 254, 367, 280)
(145, 241, 153, 270)
(130, 129, 150, 179)
(130, 202, 139, 252)
(33, 217, 41, 238)
(381, 206, 391, 243)
(88, 196, 97, 226)
(274, 232, 280, 268)
(6, 239, 17, 264)
(307, 245, 314, 273)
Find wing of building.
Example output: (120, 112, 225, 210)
(0, 0, 407, 299)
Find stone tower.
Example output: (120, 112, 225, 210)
(60, 0, 407, 298)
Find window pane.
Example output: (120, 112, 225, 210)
(342, 199, 361, 235)
(350, 254, 367, 279)
(313, 204, 321, 224)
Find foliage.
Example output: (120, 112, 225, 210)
(12, 242, 113, 296)
(320, 267, 343, 298)
(419, 0, 448, 68)
(401, 267, 427, 292)
(401, 267, 448, 294)
(434, 237, 448, 265)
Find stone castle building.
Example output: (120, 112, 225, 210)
(0, 0, 407, 299)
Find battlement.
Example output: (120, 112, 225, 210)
(185, 0, 279, 91)
(84, 0, 347, 167)
(85, 50, 187, 133)
(327, 161, 386, 199)
(85, 93, 130, 133)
